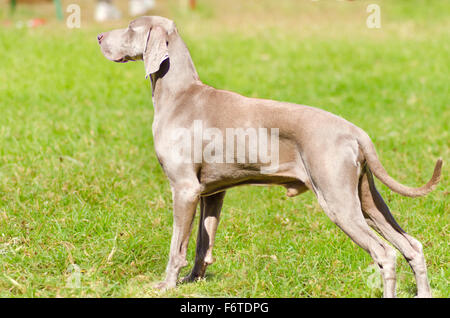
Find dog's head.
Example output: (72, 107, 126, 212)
(97, 16, 176, 78)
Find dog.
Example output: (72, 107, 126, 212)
(98, 16, 442, 297)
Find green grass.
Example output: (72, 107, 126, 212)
(0, 0, 448, 297)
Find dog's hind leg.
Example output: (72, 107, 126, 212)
(183, 191, 226, 283)
(316, 193, 397, 297)
(359, 169, 432, 298)
(309, 150, 397, 297)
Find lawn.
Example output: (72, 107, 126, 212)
(0, 0, 448, 297)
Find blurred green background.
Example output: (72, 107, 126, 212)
(0, 0, 448, 297)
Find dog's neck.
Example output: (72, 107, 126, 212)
(150, 32, 200, 112)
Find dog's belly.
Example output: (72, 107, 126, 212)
(199, 158, 310, 197)
(198, 138, 310, 196)
(201, 177, 309, 197)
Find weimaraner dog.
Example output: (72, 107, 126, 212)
(98, 16, 442, 297)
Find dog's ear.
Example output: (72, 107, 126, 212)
(144, 26, 169, 79)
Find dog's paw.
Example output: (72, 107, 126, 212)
(153, 280, 176, 291)
(181, 273, 201, 284)
(414, 293, 432, 298)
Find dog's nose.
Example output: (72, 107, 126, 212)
(97, 33, 104, 44)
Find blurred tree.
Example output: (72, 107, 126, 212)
(10, 0, 63, 20)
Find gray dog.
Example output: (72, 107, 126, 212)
(98, 16, 442, 297)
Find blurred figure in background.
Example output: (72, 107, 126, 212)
(95, 0, 156, 22)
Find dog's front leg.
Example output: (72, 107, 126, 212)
(183, 191, 226, 283)
(155, 183, 200, 290)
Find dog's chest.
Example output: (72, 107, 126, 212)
(151, 117, 167, 166)
(151, 114, 185, 172)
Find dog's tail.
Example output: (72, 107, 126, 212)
(357, 131, 442, 197)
